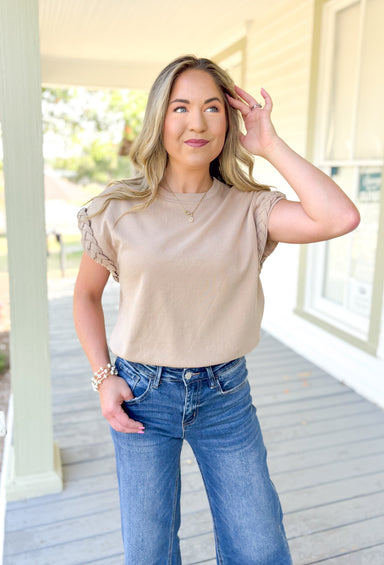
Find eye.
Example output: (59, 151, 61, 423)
(205, 106, 220, 113)
(174, 106, 187, 113)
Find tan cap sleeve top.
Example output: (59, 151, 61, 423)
(78, 178, 285, 367)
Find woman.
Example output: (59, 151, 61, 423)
(73, 55, 359, 565)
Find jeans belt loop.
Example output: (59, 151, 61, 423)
(153, 365, 162, 389)
(205, 365, 216, 388)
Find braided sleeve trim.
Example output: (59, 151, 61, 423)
(254, 191, 285, 269)
(78, 208, 119, 282)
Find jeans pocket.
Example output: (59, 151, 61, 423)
(215, 357, 248, 395)
(115, 357, 153, 404)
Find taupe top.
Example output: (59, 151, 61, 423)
(78, 178, 284, 367)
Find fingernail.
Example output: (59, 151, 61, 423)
(137, 430, 145, 434)
(139, 426, 145, 430)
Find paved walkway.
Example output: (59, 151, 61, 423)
(2, 278, 384, 564)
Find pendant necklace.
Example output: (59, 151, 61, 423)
(163, 182, 211, 223)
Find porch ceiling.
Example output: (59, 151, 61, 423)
(39, 0, 284, 90)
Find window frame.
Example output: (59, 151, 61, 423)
(296, 0, 384, 356)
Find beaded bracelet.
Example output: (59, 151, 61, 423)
(91, 362, 118, 391)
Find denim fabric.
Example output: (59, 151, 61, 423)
(110, 356, 292, 565)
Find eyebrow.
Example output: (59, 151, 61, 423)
(169, 97, 222, 105)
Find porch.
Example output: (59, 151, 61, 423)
(2, 278, 384, 564)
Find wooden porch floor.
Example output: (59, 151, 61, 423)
(3, 278, 384, 564)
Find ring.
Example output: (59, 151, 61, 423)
(251, 103, 263, 110)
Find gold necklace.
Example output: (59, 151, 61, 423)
(163, 182, 211, 223)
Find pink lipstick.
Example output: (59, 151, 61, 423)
(185, 139, 209, 147)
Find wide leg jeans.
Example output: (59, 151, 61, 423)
(110, 356, 292, 565)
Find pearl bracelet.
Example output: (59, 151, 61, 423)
(91, 362, 118, 391)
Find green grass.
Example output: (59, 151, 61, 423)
(47, 249, 83, 272)
(0, 352, 8, 374)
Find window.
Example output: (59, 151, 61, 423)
(300, 0, 384, 352)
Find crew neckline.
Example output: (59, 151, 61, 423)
(157, 178, 221, 202)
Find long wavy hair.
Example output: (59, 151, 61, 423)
(93, 55, 270, 218)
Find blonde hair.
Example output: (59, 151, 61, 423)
(93, 55, 270, 218)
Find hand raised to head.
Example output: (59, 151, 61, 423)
(226, 86, 279, 158)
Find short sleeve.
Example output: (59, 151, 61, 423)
(77, 207, 119, 282)
(253, 190, 286, 268)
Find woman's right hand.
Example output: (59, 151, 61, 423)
(98, 374, 145, 433)
(73, 254, 144, 433)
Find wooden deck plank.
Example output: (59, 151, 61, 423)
(79, 556, 125, 565)
(256, 391, 366, 416)
(260, 400, 381, 428)
(285, 492, 384, 538)
(288, 515, 384, 564)
(5, 492, 120, 534)
(180, 532, 216, 564)
(3, 530, 124, 565)
(267, 436, 384, 475)
(87, 555, 125, 565)
(263, 411, 384, 441)
(311, 544, 384, 564)
(4, 508, 121, 553)
(2, 279, 384, 565)
(263, 424, 383, 455)
(280, 471, 384, 512)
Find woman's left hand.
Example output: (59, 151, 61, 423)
(226, 86, 279, 158)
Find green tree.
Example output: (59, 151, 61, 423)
(108, 90, 147, 156)
(52, 139, 132, 184)
(42, 87, 147, 184)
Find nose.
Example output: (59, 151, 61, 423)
(188, 108, 207, 132)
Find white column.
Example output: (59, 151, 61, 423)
(0, 0, 62, 500)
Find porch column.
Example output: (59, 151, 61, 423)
(0, 0, 62, 500)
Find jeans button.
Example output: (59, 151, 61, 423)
(185, 371, 193, 380)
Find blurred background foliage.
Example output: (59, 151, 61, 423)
(41, 87, 148, 184)
(0, 86, 149, 281)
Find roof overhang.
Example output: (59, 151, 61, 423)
(39, 0, 284, 90)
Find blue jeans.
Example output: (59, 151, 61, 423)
(110, 356, 292, 565)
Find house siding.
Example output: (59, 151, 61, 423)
(246, 0, 314, 155)
(242, 0, 384, 408)
(244, 0, 314, 330)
